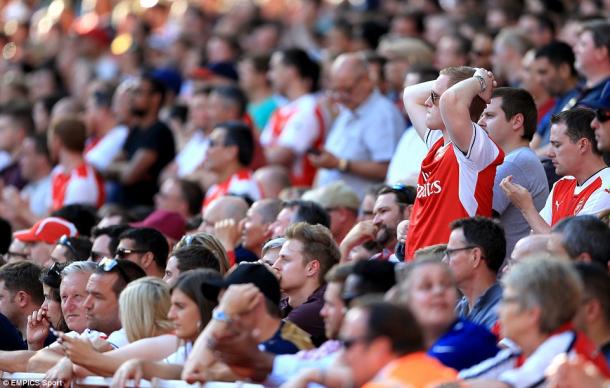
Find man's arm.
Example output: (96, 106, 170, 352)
(0, 350, 36, 372)
(309, 151, 389, 181)
(119, 149, 158, 185)
(500, 176, 551, 234)
(440, 69, 494, 153)
(27, 346, 65, 372)
(403, 80, 435, 140)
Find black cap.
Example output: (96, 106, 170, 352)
(201, 263, 281, 306)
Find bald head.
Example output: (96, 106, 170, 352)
(332, 53, 369, 77)
(330, 53, 373, 110)
(200, 196, 249, 234)
(254, 165, 291, 199)
(511, 234, 551, 261)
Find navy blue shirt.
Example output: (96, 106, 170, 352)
(0, 313, 26, 351)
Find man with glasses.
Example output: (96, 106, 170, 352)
(445, 217, 506, 330)
(403, 66, 504, 260)
(115, 227, 168, 278)
(311, 53, 404, 199)
(12, 216, 78, 267)
(585, 83, 610, 153)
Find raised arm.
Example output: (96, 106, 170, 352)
(403, 80, 435, 140)
(500, 176, 551, 234)
(440, 68, 494, 153)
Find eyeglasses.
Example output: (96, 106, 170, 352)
(595, 108, 610, 123)
(115, 247, 147, 260)
(58, 235, 77, 256)
(430, 90, 441, 105)
(98, 257, 130, 284)
(443, 246, 478, 259)
(340, 336, 370, 350)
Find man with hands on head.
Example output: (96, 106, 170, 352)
(402, 66, 504, 260)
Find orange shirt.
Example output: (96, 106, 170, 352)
(363, 352, 457, 388)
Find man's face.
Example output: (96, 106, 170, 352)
(129, 79, 154, 117)
(90, 235, 111, 262)
(339, 308, 379, 387)
(591, 113, 610, 153)
(533, 57, 562, 96)
(358, 194, 375, 221)
(188, 93, 209, 130)
(372, 193, 403, 249)
(6, 239, 28, 263)
(0, 116, 19, 152)
(478, 97, 513, 147)
(242, 202, 270, 251)
(115, 238, 146, 266)
(273, 239, 310, 293)
(204, 128, 231, 173)
(268, 52, 290, 95)
(548, 122, 581, 177)
(18, 138, 43, 181)
(320, 282, 345, 339)
(443, 228, 475, 286)
(163, 255, 180, 286)
(155, 179, 185, 215)
(546, 232, 571, 259)
(60, 272, 90, 333)
(82, 273, 121, 333)
(0, 280, 18, 325)
(330, 67, 369, 111)
(574, 31, 597, 75)
(268, 207, 293, 238)
(23, 241, 53, 267)
(424, 74, 451, 131)
(49, 244, 72, 267)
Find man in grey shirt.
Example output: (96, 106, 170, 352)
(478, 87, 549, 261)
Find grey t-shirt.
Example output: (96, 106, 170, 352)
(493, 147, 549, 260)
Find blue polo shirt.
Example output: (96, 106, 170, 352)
(455, 282, 503, 330)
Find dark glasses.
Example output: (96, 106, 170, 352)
(595, 108, 610, 123)
(115, 247, 147, 259)
(98, 257, 130, 283)
(340, 336, 370, 350)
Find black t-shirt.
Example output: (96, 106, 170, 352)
(120, 120, 176, 206)
(0, 313, 26, 350)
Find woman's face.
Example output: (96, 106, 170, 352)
(42, 284, 63, 329)
(403, 264, 458, 331)
(499, 286, 535, 346)
(163, 256, 180, 286)
(167, 289, 200, 342)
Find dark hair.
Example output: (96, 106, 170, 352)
(140, 73, 167, 105)
(551, 108, 599, 155)
(378, 185, 416, 206)
(119, 227, 169, 272)
(240, 53, 272, 74)
(535, 41, 577, 77)
(492, 87, 538, 141)
(49, 116, 87, 153)
(343, 261, 396, 303)
(394, 11, 425, 35)
(0, 217, 10, 254)
(40, 263, 65, 301)
(448, 33, 471, 57)
(90, 81, 115, 109)
(27, 133, 51, 162)
(552, 216, 610, 268)
(51, 204, 98, 237)
(573, 262, 610, 323)
(171, 269, 222, 331)
(94, 259, 146, 296)
(169, 104, 188, 124)
(211, 85, 248, 117)
(450, 217, 506, 273)
(524, 12, 556, 36)
(0, 101, 35, 136)
(177, 179, 204, 217)
(171, 245, 221, 273)
(278, 48, 321, 92)
(0, 261, 44, 305)
(215, 121, 254, 167)
(58, 236, 92, 261)
(358, 300, 424, 355)
(580, 21, 610, 54)
(91, 224, 131, 257)
(286, 200, 331, 228)
(407, 65, 439, 83)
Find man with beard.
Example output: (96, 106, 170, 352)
(107, 74, 175, 206)
(339, 185, 414, 262)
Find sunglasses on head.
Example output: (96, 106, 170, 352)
(58, 235, 77, 256)
(98, 257, 130, 283)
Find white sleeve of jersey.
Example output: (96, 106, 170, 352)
(454, 123, 501, 171)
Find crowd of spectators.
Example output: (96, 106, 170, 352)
(0, 0, 609, 386)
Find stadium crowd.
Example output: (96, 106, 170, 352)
(0, 0, 609, 386)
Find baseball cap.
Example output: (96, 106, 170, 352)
(581, 83, 610, 111)
(302, 181, 360, 211)
(130, 210, 186, 241)
(200, 263, 281, 306)
(14, 217, 78, 244)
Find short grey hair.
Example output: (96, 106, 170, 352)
(61, 261, 97, 277)
(262, 237, 286, 256)
(502, 257, 582, 333)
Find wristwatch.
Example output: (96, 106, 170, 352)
(212, 309, 231, 323)
(474, 75, 487, 92)
(338, 158, 349, 172)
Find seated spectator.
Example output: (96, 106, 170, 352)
(51, 204, 98, 237)
(202, 121, 262, 208)
(268, 200, 330, 238)
(253, 165, 291, 199)
(259, 237, 285, 268)
(238, 198, 282, 260)
(272, 222, 340, 346)
(13, 217, 78, 267)
(339, 301, 457, 388)
(48, 236, 92, 265)
(163, 245, 222, 286)
(459, 258, 610, 385)
(341, 260, 396, 304)
(154, 178, 204, 220)
(47, 116, 105, 211)
(395, 258, 500, 370)
(115, 227, 169, 278)
(0, 101, 32, 191)
(174, 232, 230, 274)
(447, 217, 505, 330)
(505, 234, 552, 272)
(237, 54, 278, 131)
(302, 181, 360, 244)
(89, 224, 130, 262)
(547, 215, 610, 268)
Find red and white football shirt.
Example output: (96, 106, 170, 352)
(203, 169, 262, 209)
(261, 94, 325, 187)
(540, 167, 610, 225)
(405, 124, 504, 260)
(51, 162, 105, 211)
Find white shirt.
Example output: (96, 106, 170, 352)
(85, 125, 128, 172)
(386, 125, 427, 185)
(175, 131, 209, 177)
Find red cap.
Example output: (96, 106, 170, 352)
(14, 217, 79, 244)
(130, 210, 186, 241)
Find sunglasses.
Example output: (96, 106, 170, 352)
(98, 257, 130, 284)
(46, 262, 63, 287)
(595, 108, 610, 123)
(115, 247, 147, 260)
(430, 90, 441, 105)
(58, 235, 77, 256)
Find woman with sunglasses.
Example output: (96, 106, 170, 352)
(59, 269, 221, 380)
(26, 263, 68, 351)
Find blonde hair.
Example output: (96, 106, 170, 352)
(174, 232, 230, 274)
(119, 277, 173, 343)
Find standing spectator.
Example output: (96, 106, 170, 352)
(154, 178, 203, 220)
(237, 54, 278, 131)
(0, 102, 32, 191)
(47, 117, 105, 211)
(492, 28, 532, 87)
(312, 53, 404, 199)
(13, 217, 78, 267)
(403, 66, 503, 259)
(435, 33, 471, 70)
(547, 216, 610, 269)
(262, 48, 325, 187)
(517, 13, 555, 48)
(586, 82, 610, 153)
(573, 21, 610, 108)
(478, 87, 548, 258)
(501, 108, 610, 233)
(239, 198, 282, 259)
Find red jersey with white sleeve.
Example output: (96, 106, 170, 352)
(203, 169, 262, 208)
(261, 94, 325, 187)
(51, 162, 105, 211)
(405, 124, 504, 260)
(540, 167, 610, 226)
